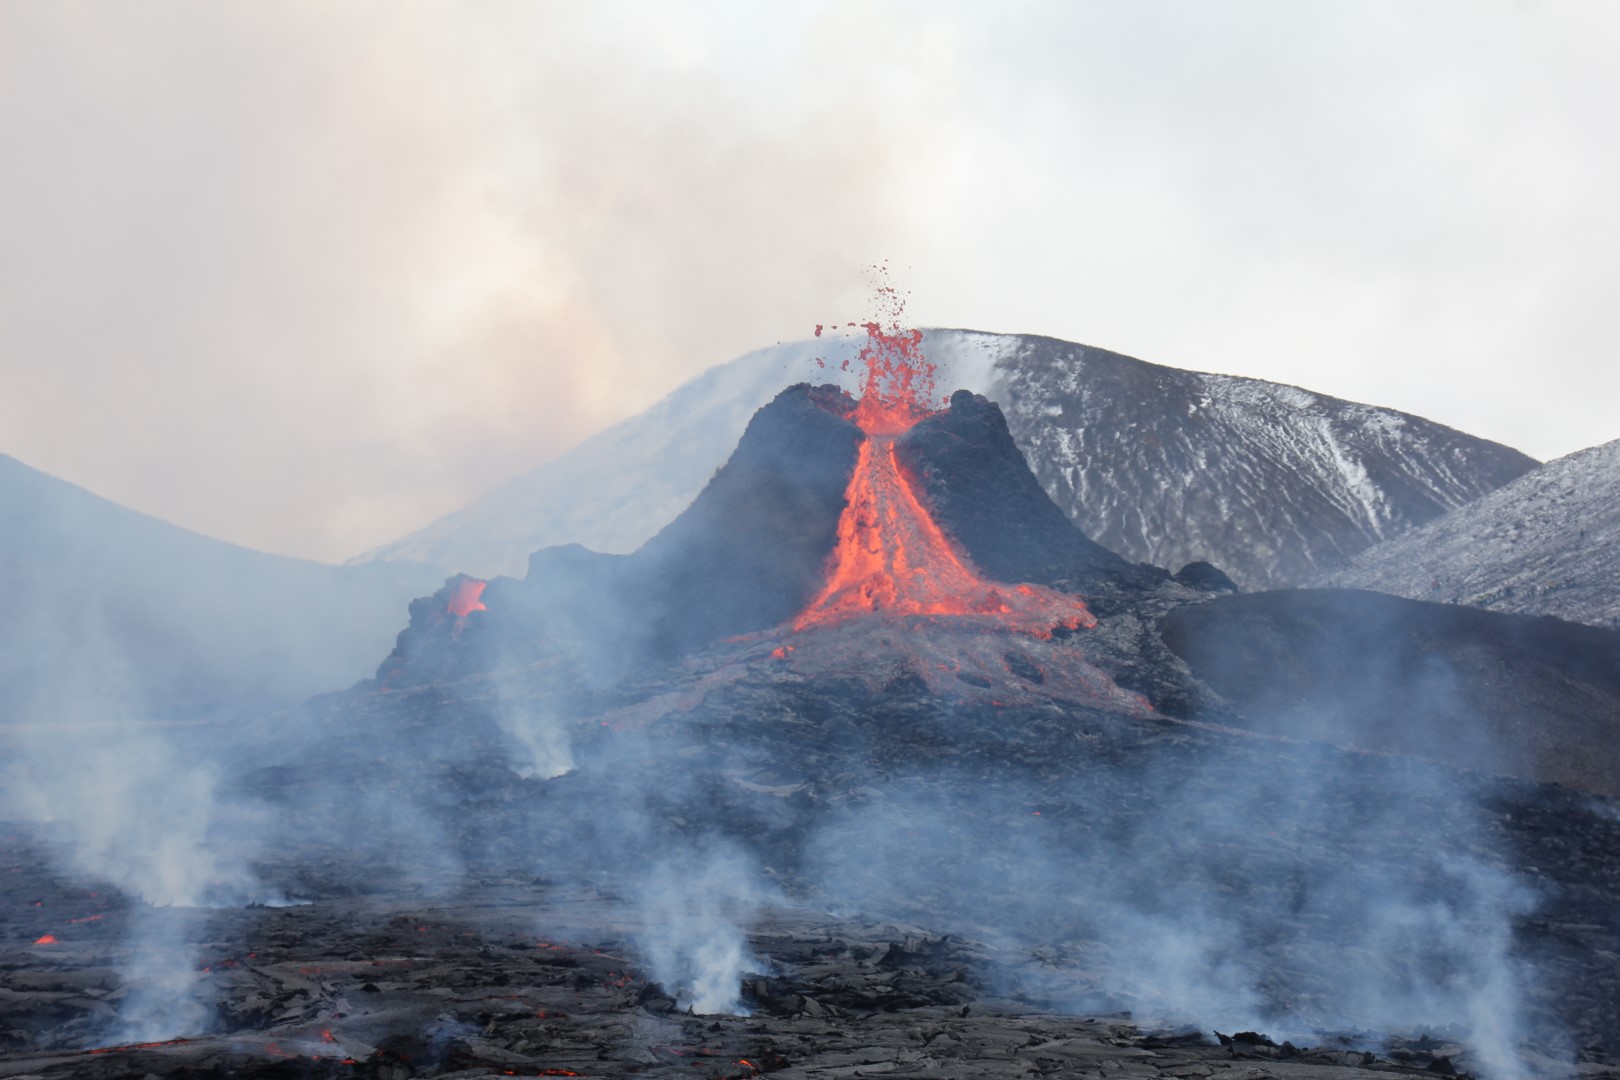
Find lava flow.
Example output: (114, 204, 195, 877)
(792, 319, 1096, 637)
(447, 577, 488, 617)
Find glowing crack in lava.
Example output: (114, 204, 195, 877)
(447, 577, 488, 617)
(792, 321, 1096, 637)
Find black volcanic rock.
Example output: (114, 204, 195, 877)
(1160, 587, 1620, 794)
(894, 390, 1167, 601)
(226, 619, 1620, 1064)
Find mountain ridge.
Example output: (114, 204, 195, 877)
(352, 330, 1537, 591)
(1313, 437, 1620, 628)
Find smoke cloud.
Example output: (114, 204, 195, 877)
(797, 721, 1548, 1076)
(5, 2, 1620, 562)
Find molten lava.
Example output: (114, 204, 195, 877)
(851, 321, 935, 435)
(447, 577, 488, 617)
(793, 317, 1096, 637)
(86, 1038, 192, 1056)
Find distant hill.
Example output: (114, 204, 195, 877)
(354, 331, 1536, 590)
(1313, 438, 1620, 628)
(0, 453, 439, 719)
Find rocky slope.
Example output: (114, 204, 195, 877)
(1312, 437, 1620, 628)
(1162, 587, 1620, 795)
(0, 452, 438, 716)
(354, 331, 1536, 591)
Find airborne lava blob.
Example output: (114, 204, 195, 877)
(792, 317, 1096, 637)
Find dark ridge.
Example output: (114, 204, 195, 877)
(1160, 588, 1620, 794)
(1174, 561, 1239, 593)
(895, 390, 1168, 595)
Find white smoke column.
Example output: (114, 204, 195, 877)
(492, 681, 575, 780)
(109, 906, 214, 1044)
(6, 721, 262, 907)
(1362, 854, 1541, 1080)
(0, 634, 290, 1045)
(636, 844, 764, 1014)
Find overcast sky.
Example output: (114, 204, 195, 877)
(4, 1, 1617, 562)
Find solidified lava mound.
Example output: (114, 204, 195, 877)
(1162, 587, 1620, 794)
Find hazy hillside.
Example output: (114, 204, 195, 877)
(0, 453, 439, 719)
(354, 330, 1536, 591)
(1314, 438, 1620, 628)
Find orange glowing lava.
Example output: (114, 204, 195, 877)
(447, 578, 487, 617)
(33, 934, 57, 944)
(851, 320, 936, 435)
(87, 1038, 192, 1055)
(792, 314, 1096, 637)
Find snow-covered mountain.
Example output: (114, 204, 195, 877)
(0, 453, 440, 717)
(989, 334, 1537, 589)
(355, 330, 1537, 591)
(1313, 438, 1620, 628)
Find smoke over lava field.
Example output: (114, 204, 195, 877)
(5, 318, 1620, 1080)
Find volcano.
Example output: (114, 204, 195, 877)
(376, 324, 1178, 699)
(9, 326, 1620, 1080)
(375, 324, 1620, 790)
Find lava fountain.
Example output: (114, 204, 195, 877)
(792, 319, 1096, 638)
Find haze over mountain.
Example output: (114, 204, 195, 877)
(1313, 438, 1620, 630)
(356, 330, 1537, 591)
(0, 453, 439, 718)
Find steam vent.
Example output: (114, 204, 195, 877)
(10, 320, 1620, 1080)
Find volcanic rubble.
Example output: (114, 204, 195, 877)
(5, 384, 1620, 1080)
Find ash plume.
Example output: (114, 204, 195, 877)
(0, 648, 280, 1043)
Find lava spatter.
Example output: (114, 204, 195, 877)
(851, 321, 935, 436)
